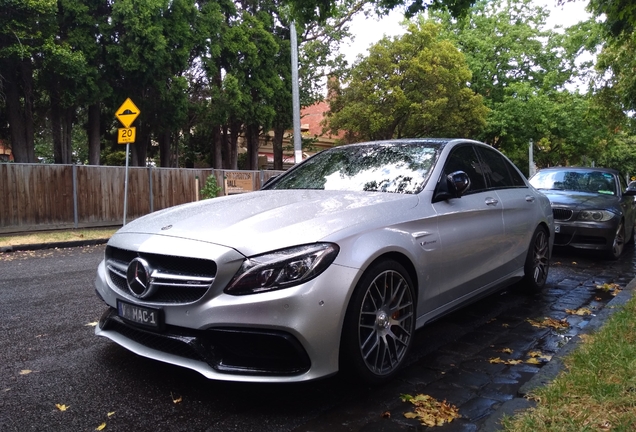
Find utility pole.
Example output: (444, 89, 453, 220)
(290, 22, 302, 164)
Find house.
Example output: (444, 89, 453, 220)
(0, 140, 13, 162)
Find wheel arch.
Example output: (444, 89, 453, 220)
(359, 252, 419, 305)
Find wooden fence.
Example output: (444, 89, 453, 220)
(0, 164, 284, 234)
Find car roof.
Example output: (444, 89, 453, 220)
(536, 166, 619, 175)
(336, 138, 482, 150)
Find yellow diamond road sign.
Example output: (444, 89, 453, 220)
(116, 98, 140, 128)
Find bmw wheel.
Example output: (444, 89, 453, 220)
(523, 226, 550, 290)
(607, 219, 625, 260)
(340, 260, 415, 384)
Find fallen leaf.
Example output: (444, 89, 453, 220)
(401, 394, 459, 426)
(527, 317, 569, 330)
(526, 357, 541, 365)
(498, 348, 513, 354)
(489, 357, 523, 365)
(107, 412, 115, 417)
(596, 283, 621, 293)
(96, 422, 106, 431)
(85, 321, 98, 327)
(171, 393, 183, 404)
(566, 308, 592, 316)
(381, 411, 391, 418)
(19, 370, 32, 375)
(572, 261, 577, 265)
(56, 404, 70, 412)
(502, 323, 510, 328)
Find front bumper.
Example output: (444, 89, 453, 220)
(95, 258, 360, 383)
(553, 220, 617, 251)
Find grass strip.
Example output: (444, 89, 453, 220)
(501, 295, 636, 431)
(0, 229, 117, 248)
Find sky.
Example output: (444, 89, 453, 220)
(341, 0, 593, 64)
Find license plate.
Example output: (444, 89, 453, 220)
(117, 300, 162, 329)
(554, 225, 560, 233)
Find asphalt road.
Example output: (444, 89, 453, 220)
(1, 245, 634, 432)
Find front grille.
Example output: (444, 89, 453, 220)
(99, 308, 311, 376)
(553, 208, 573, 221)
(106, 246, 216, 304)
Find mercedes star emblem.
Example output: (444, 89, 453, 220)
(126, 257, 155, 298)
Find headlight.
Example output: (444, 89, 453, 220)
(578, 210, 616, 222)
(225, 243, 340, 295)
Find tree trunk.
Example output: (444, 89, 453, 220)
(2, 58, 36, 163)
(20, 60, 36, 163)
(87, 103, 101, 165)
(62, 107, 74, 163)
(212, 125, 222, 169)
(159, 130, 171, 167)
(245, 124, 260, 170)
(228, 121, 240, 170)
(51, 85, 64, 164)
(133, 123, 149, 167)
(273, 123, 285, 170)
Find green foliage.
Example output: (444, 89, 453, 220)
(101, 147, 127, 166)
(326, 21, 488, 141)
(589, 0, 636, 37)
(429, 0, 620, 170)
(200, 174, 222, 199)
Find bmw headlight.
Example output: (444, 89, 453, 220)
(578, 210, 616, 222)
(225, 243, 340, 295)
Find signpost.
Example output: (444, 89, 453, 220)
(115, 98, 140, 225)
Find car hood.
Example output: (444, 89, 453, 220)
(114, 190, 419, 256)
(540, 190, 620, 210)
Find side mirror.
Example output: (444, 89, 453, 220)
(448, 171, 471, 197)
(432, 171, 471, 203)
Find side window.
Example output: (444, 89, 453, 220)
(476, 146, 524, 189)
(443, 145, 487, 193)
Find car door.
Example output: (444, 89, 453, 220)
(430, 144, 506, 307)
(475, 145, 538, 272)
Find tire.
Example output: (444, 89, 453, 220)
(606, 219, 625, 260)
(340, 260, 415, 384)
(523, 226, 550, 291)
(626, 225, 635, 247)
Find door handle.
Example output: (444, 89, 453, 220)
(525, 195, 536, 202)
(485, 197, 499, 206)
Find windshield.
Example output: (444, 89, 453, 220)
(530, 170, 617, 196)
(268, 143, 440, 194)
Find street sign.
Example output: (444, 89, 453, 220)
(115, 98, 140, 128)
(118, 127, 136, 144)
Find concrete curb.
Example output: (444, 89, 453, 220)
(0, 238, 109, 253)
(479, 277, 636, 431)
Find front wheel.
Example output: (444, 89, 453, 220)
(523, 226, 550, 291)
(606, 219, 625, 260)
(340, 260, 415, 384)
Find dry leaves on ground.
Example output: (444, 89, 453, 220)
(56, 403, 70, 412)
(527, 317, 570, 330)
(566, 308, 592, 316)
(596, 283, 622, 296)
(401, 394, 460, 427)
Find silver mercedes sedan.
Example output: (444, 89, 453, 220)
(94, 138, 554, 384)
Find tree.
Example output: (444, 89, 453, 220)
(429, 0, 610, 170)
(0, 0, 57, 163)
(326, 21, 487, 142)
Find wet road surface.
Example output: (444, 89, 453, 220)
(1, 244, 634, 431)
